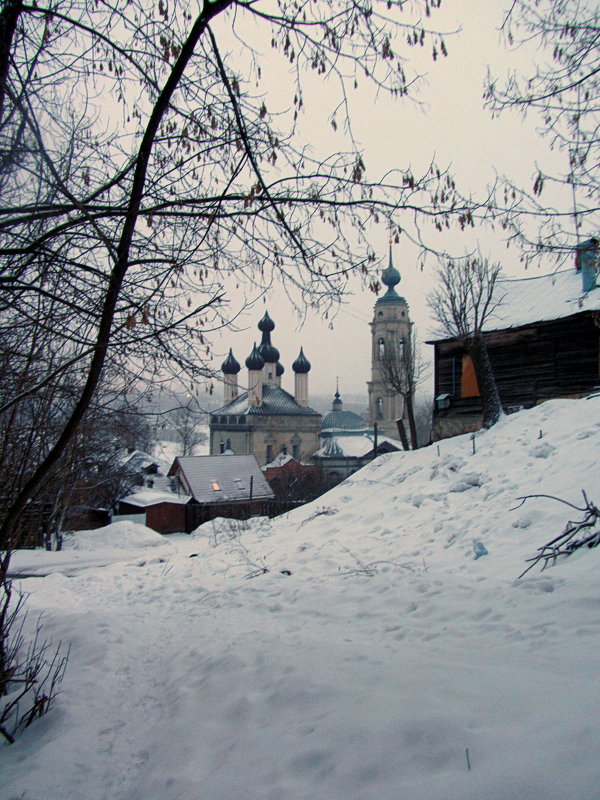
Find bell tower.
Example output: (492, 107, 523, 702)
(367, 245, 411, 440)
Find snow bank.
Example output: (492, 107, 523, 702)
(1, 396, 600, 800)
(62, 520, 169, 551)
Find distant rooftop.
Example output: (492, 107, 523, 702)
(314, 434, 401, 459)
(168, 455, 274, 503)
(213, 384, 321, 417)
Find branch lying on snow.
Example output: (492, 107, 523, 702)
(514, 491, 600, 579)
(337, 546, 416, 578)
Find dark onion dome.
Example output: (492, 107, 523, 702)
(276, 361, 285, 377)
(376, 245, 407, 305)
(257, 311, 280, 363)
(257, 339, 280, 364)
(257, 311, 275, 333)
(245, 342, 265, 371)
(292, 347, 311, 374)
(221, 348, 241, 375)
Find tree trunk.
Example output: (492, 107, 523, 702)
(0, 0, 235, 550)
(405, 394, 419, 449)
(467, 334, 502, 428)
(395, 418, 410, 451)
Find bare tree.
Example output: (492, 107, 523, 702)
(0, 0, 477, 554)
(485, 0, 600, 259)
(172, 396, 208, 457)
(379, 327, 430, 448)
(428, 255, 505, 428)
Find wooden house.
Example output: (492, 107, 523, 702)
(429, 261, 600, 440)
(168, 454, 274, 531)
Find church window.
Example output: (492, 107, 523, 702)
(281, 444, 288, 455)
(292, 444, 300, 459)
(265, 445, 273, 463)
(376, 397, 384, 419)
(377, 337, 385, 360)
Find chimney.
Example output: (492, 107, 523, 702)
(575, 238, 598, 292)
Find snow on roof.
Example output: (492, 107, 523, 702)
(429, 268, 600, 341)
(120, 449, 169, 473)
(314, 434, 402, 459)
(213, 384, 321, 417)
(263, 452, 295, 469)
(170, 455, 274, 503)
(119, 490, 191, 508)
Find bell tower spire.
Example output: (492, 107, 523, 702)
(367, 244, 411, 441)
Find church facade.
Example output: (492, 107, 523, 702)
(209, 313, 322, 466)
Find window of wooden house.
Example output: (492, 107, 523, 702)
(461, 355, 480, 398)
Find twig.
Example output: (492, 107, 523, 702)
(517, 491, 600, 579)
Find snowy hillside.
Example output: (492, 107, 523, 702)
(2, 396, 600, 800)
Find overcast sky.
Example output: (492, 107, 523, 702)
(205, 1, 567, 407)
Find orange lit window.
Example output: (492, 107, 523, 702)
(211, 482, 221, 491)
(461, 355, 480, 398)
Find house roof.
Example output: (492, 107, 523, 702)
(213, 384, 321, 417)
(168, 455, 274, 503)
(119, 489, 191, 508)
(313, 434, 402, 459)
(428, 268, 600, 343)
(263, 452, 295, 469)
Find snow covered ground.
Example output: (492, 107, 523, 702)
(2, 396, 600, 800)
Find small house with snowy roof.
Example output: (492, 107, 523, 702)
(429, 240, 600, 440)
(168, 454, 274, 530)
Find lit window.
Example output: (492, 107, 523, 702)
(211, 482, 221, 491)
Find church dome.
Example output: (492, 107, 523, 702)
(257, 311, 275, 333)
(257, 311, 280, 363)
(322, 391, 368, 433)
(221, 348, 241, 375)
(245, 343, 265, 371)
(292, 347, 311, 374)
(376, 245, 407, 305)
(276, 361, 285, 377)
(258, 340, 280, 364)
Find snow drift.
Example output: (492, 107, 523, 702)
(1, 396, 599, 800)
